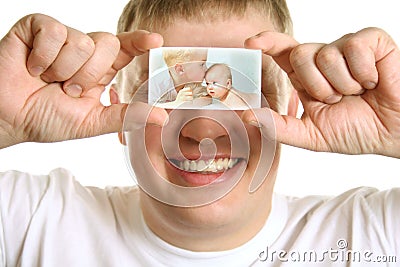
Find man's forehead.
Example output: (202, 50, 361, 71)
(158, 15, 274, 48)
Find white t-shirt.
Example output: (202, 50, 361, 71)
(148, 69, 177, 105)
(0, 169, 399, 266)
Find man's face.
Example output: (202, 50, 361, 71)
(123, 9, 287, 249)
(179, 51, 208, 84)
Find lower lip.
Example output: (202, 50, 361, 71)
(167, 159, 244, 187)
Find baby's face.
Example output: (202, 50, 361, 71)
(205, 69, 230, 99)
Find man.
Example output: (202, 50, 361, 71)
(0, 1, 399, 266)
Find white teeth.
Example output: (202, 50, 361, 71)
(177, 158, 239, 172)
(196, 160, 207, 171)
(216, 158, 224, 171)
(223, 158, 229, 168)
(189, 160, 197, 171)
(228, 159, 235, 168)
(183, 160, 190, 170)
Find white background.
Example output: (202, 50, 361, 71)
(0, 0, 398, 197)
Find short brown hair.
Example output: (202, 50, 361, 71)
(117, 0, 293, 35)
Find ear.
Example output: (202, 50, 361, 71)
(109, 84, 126, 145)
(226, 79, 232, 89)
(174, 63, 184, 75)
(287, 89, 299, 117)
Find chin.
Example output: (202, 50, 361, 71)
(162, 158, 274, 224)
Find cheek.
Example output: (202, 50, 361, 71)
(235, 111, 262, 168)
(215, 88, 225, 98)
(145, 126, 163, 162)
(214, 89, 221, 97)
(187, 67, 206, 81)
(247, 126, 262, 169)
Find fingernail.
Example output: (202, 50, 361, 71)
(29, 66, 44, 77)
(363, 81, 377, 90)
(248, 34, 260, 41)
(324, 94, 342, 104)
(247, 120, 261, 128)
(64, 84, 83, 98)
(246, 120, 275, 141)
(140, 30, 152, 35)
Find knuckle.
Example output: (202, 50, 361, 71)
(342, 40, 375, 81)
(363, 26, 385, 35)
(342, 36, 365, 55)
(290, 45, 312, 69)
(24, 14, 68, 42)
(73, 36, 96, 59)
(23, 13, 47, 24)
(339, 33, 354, 41)
(35, 19, 68, 43)
(316, 46, 341, 72)
(99, 32, 120, 45)
(96, 32, 120, 56)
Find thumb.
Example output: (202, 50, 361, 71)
(244, 32, 313, 149)
(94, 103, 128, 135)
(245, 31, 299, 74)
(123, 102, 169, 131)
(242, 108, 312, 149)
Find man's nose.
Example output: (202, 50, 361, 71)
(180, 117, 228, 143)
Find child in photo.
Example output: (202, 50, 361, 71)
(205, 63, 259, 109)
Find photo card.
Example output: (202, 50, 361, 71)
(148, 47, 261, 110)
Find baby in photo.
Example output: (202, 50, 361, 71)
(205, 63, 259, 109)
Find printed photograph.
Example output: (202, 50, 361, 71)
(148, 47, 261, 110)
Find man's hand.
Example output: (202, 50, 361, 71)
(244, 28, 400, 158)
(0, 14, 163, 148)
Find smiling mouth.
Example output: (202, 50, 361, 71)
(169, 158, 241, 173)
